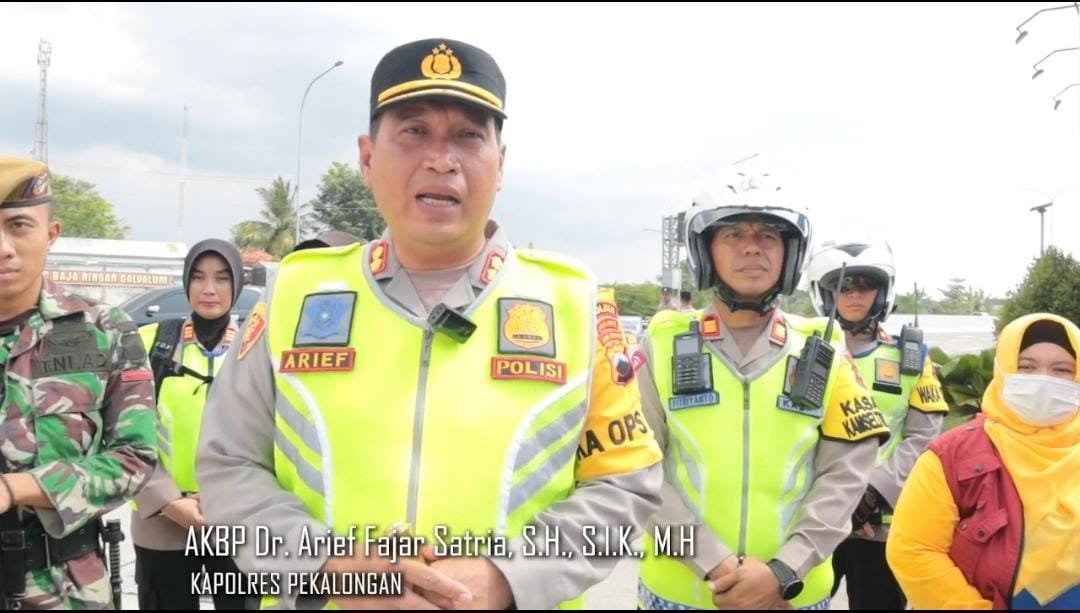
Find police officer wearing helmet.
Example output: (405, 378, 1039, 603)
(131, 238, 247, 610)
(196, 37, 662, 609)
(805, 238, 947, 610)
(636, 166, 889, 610)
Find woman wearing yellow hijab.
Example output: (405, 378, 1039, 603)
(886, 313, 1080, 609)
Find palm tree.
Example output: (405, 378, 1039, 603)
(231, 177, 310, 257)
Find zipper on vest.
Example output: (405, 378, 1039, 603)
(738, 380, 751, 557)
(407, 329, 435, 527)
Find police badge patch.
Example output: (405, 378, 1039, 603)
(294, 292, 356, 347)
(497, 298, 556, 357)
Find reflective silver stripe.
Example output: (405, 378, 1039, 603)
(506, 430, 579, 515)
(666, 435, 703, 518)
(674, 435, 703, 498)
(273, 429, 325, 495)
(780, 445, 817, 532)
(496, 370, 589, 534)
(780, 444, 817, 502)
(512, 401, 587, 472)
(408, 330, 435, 528)
(275, 395, 323, 454)
(738, 382, 751, 556)
(156, 422, 170, 442)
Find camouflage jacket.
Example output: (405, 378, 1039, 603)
(0, 279, 156, 608)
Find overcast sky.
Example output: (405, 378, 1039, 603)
(2, 2, 1079, 299)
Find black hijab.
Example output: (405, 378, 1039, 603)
(184, 239, 244, 350)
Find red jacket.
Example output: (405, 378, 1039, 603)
(928, 414, 1024, 610)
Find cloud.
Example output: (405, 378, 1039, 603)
(1, 2, 1078, 298)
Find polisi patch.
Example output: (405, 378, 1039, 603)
(498, 298, 555, 357)
(279, 348, 356, 373)
(873, 358, 903, 394)
(294, 292, 356, 347)
(490, 356, 566, 384)
(668, 391, 720, 411)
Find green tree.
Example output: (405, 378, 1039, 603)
(936, 278, 988, 315)
(308, 162, 386, 241)
(609, 282, 662, 317)
(895, 284, 935, 314)
(998, 246, 1080, 329)
(51, 175, 129, 239)
(231, 177, 308, 258)
(780, 289, 817, 318)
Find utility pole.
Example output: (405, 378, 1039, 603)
(33, 39, 52, 163)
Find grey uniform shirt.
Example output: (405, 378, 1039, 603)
(196, 221, 662, 609)
(639, 304, 879, 580)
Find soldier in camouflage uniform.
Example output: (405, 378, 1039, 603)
(0, 156, 157, 609)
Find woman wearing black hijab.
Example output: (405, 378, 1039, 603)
(130, 239, 247, 609)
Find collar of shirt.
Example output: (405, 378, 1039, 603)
(371, 219, 512, 317)
(702, 303, 788, 372)
(181, 315, 240, 357)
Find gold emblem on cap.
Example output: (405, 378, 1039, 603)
(31, 171, 50, 197)
(421, 43, 462, 80)
(504, 304, 551, 350)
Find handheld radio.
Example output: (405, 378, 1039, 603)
(790, 263, 846, 411)
(672, 320, 713, 395)
(899, 283, 924, 374)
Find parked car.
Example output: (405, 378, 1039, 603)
(119, 286, 264, 327)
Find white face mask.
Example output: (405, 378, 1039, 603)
(1002, 373, 1080, 427)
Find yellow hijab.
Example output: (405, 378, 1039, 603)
(981, 313, 1080, 602)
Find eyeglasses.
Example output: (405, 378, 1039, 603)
(836, 275, 881, 293)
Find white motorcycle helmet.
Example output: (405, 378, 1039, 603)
(684, 168, 812, 314)
(806, 238, 897, 334)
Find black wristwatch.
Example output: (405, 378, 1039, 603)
(766, 559, 804, 600)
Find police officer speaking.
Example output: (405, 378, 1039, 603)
(197, 38, 663, 609)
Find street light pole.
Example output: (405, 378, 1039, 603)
(1015, 3, 1079, 44)
(1053, 83, 1080, 110)
(1031, 202, 1052, 256)
(1031, 46, 1079, 79)
(295, 60, 344, 246)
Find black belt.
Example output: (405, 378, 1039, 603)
(18, 520, 101, 572)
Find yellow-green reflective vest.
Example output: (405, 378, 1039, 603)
(140, 321, 226, 493)
(638, 310, 846, 609)
(265, 242, 596, 609)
